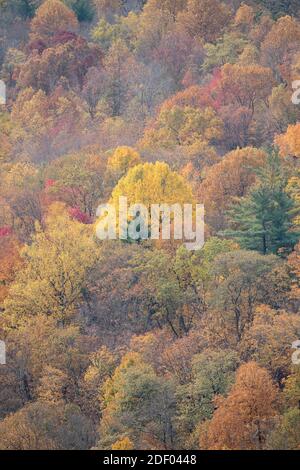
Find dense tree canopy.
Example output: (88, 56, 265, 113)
(0, 0, 300, 452)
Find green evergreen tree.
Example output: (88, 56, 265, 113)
(223, 152, 300, 255)
(253, 0, 299, 18)
(0, 0, 42, 19)
(64, 0, 94, 22)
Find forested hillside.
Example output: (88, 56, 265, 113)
(0, 0, 300, 450)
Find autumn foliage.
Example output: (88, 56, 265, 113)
(0, 0, 300, 452)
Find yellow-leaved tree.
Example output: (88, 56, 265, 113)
(3, 203, 99, 326)
(139, 105, 223, 170)
(110, 161, 194, 207)
(111, 437, 134, 450)
(276, 123, 300, 161)
(98, 352, 175, 449)
(106, 146, 141, 186)
(101, 161, 195, 246)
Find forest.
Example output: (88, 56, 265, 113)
(0, 0, 300, 451)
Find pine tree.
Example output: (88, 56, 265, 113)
(223, 152, 300, 255)
(253, 0, 299, 18)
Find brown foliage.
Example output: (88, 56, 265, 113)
(200, 362, 279, 450)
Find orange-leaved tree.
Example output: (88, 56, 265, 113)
(200, 362, 279, 450)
